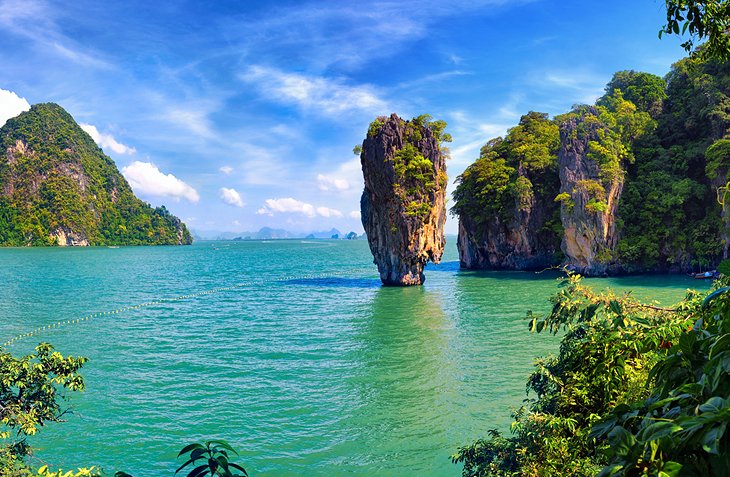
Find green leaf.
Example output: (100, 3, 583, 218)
(186, 464, 210, 477)
(701, 423, 727, 454)
(209, 440, 238, 455)
(702, 287, 730, 309)
(699, 396, 726, 414)
(607, 426, 636, 457)
(638, 421, 682, 442)
(178, 443, 205, 457)
(661, 461, 682, 477)
(709, 334, 730, 359)
(176, 459, 196, 475)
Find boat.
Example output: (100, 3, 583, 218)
(691, 270, 718, 279)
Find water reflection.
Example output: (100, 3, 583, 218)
(335, 285, 456, 473)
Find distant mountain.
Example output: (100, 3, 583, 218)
(193, 227, 366, 241)
(0, 103, 191, 246)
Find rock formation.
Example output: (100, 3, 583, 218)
(454, 112, 563, 270)
(360, 114, 447, 285)
(457, 169, 561, 270)
(0, 103, 192, 246)
(556, 107, 623, 275)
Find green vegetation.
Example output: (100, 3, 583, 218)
(454, 271, 730, 476)
(616, 55, 728, 270)
(662, 0, 730, 60)
(452, 111, 562, 244)
(0, 343, 247, 476)
(454, 52, 730, 271)
(367, 114, 450, 220)
(0, 344, 86, 475)
(0, 103, 192, 246)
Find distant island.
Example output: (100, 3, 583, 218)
(0, 103, 192, 246)
(453, 53, 730, 275)
(193, 227, 364, 241)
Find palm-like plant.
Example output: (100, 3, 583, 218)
(175, 441, 248, 477)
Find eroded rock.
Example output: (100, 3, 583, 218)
(360, 114, 447, 285)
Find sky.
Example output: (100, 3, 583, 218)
(0, 0, 688, 235)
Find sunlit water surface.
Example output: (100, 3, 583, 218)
(0, 240, 709, 476)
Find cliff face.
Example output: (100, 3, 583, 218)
(557, 108, 623, 275)
(457, 172, 561, 270)
(0, 103, 192, 246)
(360, 114, 447, 285)
(453, 111, 562, 271)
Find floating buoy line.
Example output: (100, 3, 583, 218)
(2, 269, 366, 349)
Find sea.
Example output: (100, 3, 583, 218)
(0, 240, 709, 476)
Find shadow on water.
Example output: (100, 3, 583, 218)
(426, 260, 461, 272)
(280, 277, 381, 289)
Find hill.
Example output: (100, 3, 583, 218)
(0, 103, 192, 246)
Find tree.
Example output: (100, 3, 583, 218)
(661, 0, 730, 59)
(0, 343, 87, 475)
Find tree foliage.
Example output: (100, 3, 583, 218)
(661, 0, 730, 60)
(452, 112, 561, 226)
(453, 271, 730, 476)
(0, 103, 192, 246)
(0, 344, 87, 475)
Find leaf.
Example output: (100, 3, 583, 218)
(227, 463, 248, 477)
(701, 422, 727, 454)
(176, 459, 196, 475)
(699, 396, 726, 414)
(590, 416, 618, 438)
(186, 464, 210, 477)
(702, 287, 730, 309)
(597, 464, 624, 477)
(661, 461, 682, 477)
(178, 443, 205, 458)
(208, 440, 237, 455)
(709, 334, 730, 359)
(607, 426, 636, 457)
(637, 421, 682, 442)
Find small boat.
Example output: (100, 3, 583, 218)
(108, 246, 120, 249)
(691, 270, 718, 279)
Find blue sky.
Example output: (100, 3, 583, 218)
(0, 0, 686, 235)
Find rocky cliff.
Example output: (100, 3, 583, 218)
(557, 107, 623, 275)
(453, 112, 563, 271)
(360, 114, 447, 285)
(0, 103, 192, 246)
(457, 175, 561, 270)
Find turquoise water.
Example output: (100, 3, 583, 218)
(0, 240, 708, 476)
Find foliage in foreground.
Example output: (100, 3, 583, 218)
(0, 343, 86, 476)
(453, 272, 730, 476)
(0, 343, 247, 477)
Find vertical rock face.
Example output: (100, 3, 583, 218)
(360, 114, 447, 286)
(558, 108, 623, 275)
(457, 178, 560, 270)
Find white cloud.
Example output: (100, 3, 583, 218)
(349, 210, 361, 219)
(80, 123, 136, 155)
(316, 173, 350, 191)
(257, 198, 343, 218)
(219, 187, 244, 208)
(541, 71, 606, 105)
(219, 165, 233, 175)
(0, 89, 30, 127)
(122, 161, 199, 203)
(316, 206, 343, 218)
(257, 198, 316, 217)
(241, 66, 387, 116)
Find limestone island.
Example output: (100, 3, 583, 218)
(359, 113, 449, 286)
